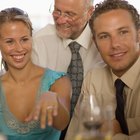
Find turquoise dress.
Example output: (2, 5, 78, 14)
(0, 69, 66, 140)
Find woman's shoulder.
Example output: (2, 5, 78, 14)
(44, 68, 66, 78)
(40, 68, 67, 92)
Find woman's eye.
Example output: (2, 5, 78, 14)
(21, 38, 29, 43)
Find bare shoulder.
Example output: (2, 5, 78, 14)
(51, 75, 72, 92)
(31, 65, 45, 78)
(55, 75, 71, 87)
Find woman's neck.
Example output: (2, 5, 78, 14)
(5, 62, 38, 85)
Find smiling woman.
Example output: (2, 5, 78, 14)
(0, 7, 71, 140)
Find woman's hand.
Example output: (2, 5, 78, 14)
(25, 91, 59, 129)
(25, 76, 71, 130)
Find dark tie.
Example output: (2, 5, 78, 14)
(67, 41, 84, 117)
(59, 42, 84, 140)
(115, 79, 129, 134)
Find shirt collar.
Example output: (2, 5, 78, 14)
(111, 56, 140, 89)
(62, 23, 92, 49)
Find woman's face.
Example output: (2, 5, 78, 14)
(0, 21, 32, 70)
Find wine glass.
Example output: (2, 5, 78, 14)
(74, 94, 103, 140)
(74, 93, 113, 140)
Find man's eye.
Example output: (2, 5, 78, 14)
(120, 30, 128, 35)
(99, 34, 109, 39)
(5, 40, 14, 45)
(66, 12, 75, 18)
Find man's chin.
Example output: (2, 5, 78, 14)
(56, 30, 71, 39)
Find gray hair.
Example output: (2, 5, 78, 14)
(90, 0, 94, 5)
(88, 0, 94, 6)
(85, 0, 94, 9)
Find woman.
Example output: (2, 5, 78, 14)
(0, 7, 71, 140)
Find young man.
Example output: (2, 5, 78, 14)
(65, 0, 140, 139)
(32, 0, 103, 139)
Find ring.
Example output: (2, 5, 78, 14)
(47, 106, 53, 110)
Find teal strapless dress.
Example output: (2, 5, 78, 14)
(0, 69, 66, 140)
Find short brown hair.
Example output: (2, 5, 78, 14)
(89, 0, 140, 36)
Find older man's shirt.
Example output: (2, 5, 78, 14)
(32, 24, 103, 76)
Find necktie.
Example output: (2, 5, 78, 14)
(115, 79, 129, 134)
(67, 41, 84, 117)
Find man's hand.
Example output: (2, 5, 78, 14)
(101, 119, 122, 136)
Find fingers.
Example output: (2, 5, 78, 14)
(40, 105, 58, 129)
(46, 106, 54, 126)
(24, 103, 41, 122)
(112, 119, 122, 135)
(25, 92, 59, 129)
(40, 106, 53, 128)
(34, 104, 41, 120)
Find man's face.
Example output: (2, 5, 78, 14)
(93, 9, 140, 77)
(53, 0, 92, 39)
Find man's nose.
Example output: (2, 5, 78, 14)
(111, 36, 121, 49)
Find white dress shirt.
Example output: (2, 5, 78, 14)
(32, 24, 104, 76)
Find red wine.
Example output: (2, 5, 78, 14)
(83, 121, 102, 130)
